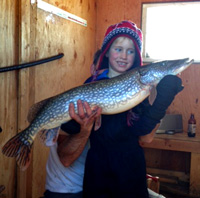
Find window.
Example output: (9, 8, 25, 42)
(142, 2, 200, 62)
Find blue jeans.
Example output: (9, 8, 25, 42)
(43, 190, 83, 198)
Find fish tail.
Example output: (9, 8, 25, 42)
(2, 129, 33, 171)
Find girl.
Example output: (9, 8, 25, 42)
(65, 21, 183, 198)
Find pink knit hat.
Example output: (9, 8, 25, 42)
(97, 20, 143, 71)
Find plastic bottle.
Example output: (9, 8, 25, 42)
(188, 114, 196, 137)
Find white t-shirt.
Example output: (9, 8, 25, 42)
(45, 141, 89, 193)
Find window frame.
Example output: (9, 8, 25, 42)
(141, 1, 200, 63)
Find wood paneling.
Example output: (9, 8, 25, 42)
(19, 1, 96, 197)
(190, 153, 200, 195)
(0, 0, 18, 197)
(1, 0, 96, 197)
(144, 148, 191, 173)
(1, 0, 200, 197)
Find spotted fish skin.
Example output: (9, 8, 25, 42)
(2, 58, 193, 170)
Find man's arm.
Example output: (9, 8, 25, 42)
(57, 100, 102, 167)
(57, 127, 91, 167)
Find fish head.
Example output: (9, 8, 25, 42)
(138, 58, 194, 85)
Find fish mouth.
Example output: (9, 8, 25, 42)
(173, 58, 194, 74)
(138, 57, 194, 86)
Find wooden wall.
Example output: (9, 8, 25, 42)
(1, 0, 200, 197)
(0, 0, 96, 197)
(0, 1, 18, 198)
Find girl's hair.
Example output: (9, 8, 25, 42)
(93, 49, 102, 66)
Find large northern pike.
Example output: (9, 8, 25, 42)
(2, 58, 193, 170)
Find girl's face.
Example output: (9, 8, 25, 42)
(107, 37, 136, 78)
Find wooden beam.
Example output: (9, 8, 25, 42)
(190, 153, 200, 196)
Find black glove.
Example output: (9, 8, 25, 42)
(130, 75, 183, 136)
(145, 75, 184, 122)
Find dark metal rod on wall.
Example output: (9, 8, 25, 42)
(0, 53, 64, 73)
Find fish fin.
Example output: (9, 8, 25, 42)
(148, 85, 157, 105)
(94, 115, 102, 131)
(27, 97, 54, 123)
(2, 130, 32, 171)
(38, 127, 60, 146)
(86, 107, 102, 131)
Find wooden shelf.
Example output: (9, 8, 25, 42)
(141, 132, 200, 196)
(141, 132, 200, 153)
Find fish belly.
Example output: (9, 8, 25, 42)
(102, 86, 151, 114)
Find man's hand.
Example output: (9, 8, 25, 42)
(57, 100, 102, 167)
(69, 100, 102, 133)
